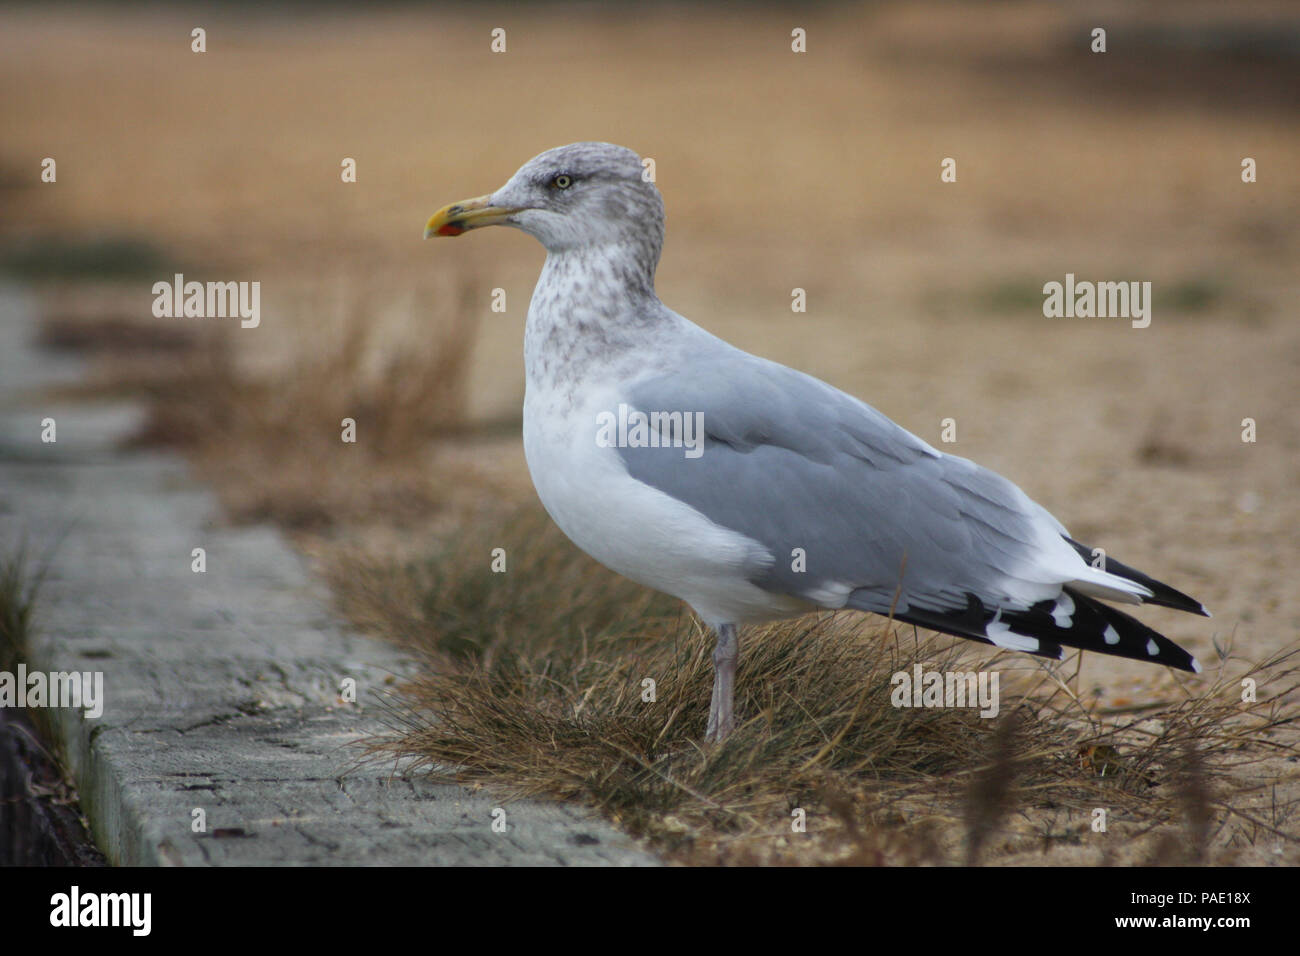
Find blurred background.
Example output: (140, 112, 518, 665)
(2, 0, 1298, 683)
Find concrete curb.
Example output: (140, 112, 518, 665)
(0, 285, 658, 865)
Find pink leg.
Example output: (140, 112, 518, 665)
(705, 623, 739, 742)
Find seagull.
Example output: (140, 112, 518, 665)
(425, 142, 1209, 742)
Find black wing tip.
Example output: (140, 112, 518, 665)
(1072, 593, 1203, 674)
(884, 590, 1204, 676)
(1152, 590, 1213, 618)
(1063, 536, 1209, 617)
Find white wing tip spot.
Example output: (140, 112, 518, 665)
(1051, 593, 1076, 629)
(1146, 638, 1160, 656)
(985, 609, 1040, 653)
(1191, 657, 1203, 674)
(1103, 624, 1120, 646)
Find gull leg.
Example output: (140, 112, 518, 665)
(705, 622, 739, 742)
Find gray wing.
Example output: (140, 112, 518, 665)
(616, 351, 1068, 617)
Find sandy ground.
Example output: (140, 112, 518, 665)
(3, 2, 1297, 861)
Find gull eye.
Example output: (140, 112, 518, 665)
(551, 174, 573, 190)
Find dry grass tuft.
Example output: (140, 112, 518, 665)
(0, 547, 40, 675)
(334, 507, 679, 664)
(41, 279, 483, 532)
(338, 506, 1300, 865)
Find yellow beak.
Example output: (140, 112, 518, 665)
(424, 194, 522, 238)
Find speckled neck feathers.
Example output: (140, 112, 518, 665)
(524, 236, 678, 391)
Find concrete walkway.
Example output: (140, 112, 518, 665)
(0, 284, 657, 865)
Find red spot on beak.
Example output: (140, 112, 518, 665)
(436, 223, 465, 236)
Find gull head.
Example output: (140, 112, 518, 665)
(424, 142, 664, 256)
